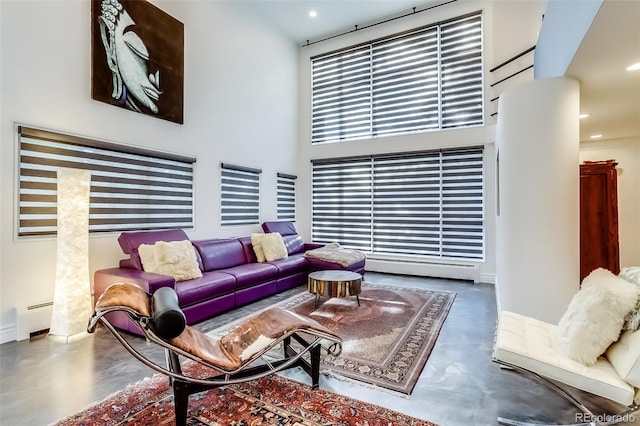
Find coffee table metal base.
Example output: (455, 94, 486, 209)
(308, 270, 362, 308)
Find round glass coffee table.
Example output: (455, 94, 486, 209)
(308, 270, 362, 308)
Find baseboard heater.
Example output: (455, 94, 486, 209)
(366, 257, 479, 282)
(15, 301, 53, 341)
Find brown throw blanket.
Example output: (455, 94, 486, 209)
(304, 242, 365, 267)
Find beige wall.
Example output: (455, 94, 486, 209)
(580, 137, 640, 268)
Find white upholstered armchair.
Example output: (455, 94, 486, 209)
(493, 268, 640, 426)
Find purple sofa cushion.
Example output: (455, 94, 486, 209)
(119, 229, 189, 254)
(192, 239, 247, 271)
(283, 234, 305, 255)
(221, 263, 278, 290)
(267, 254, 308, 275)
(118, 229, 191, 271)
(237, 237, 258, 263)
(261, 221, 297, 236)
(174, 271, 236, 307)
(261, 222, 305, 255)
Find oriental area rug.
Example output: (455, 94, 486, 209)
(213, 284, 456, 395)
(54, 368, 436, 426)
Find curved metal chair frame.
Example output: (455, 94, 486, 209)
(88, 283, 342, 426)
(494, 359, 640, 426)
(493, 311, 640, 426)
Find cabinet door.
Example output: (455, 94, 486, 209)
(579, 161, 619, 281)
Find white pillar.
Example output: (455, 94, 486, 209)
(50, 168, 92, 338)
(495, 77, 580, 324)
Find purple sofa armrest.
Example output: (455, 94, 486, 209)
(93, 267, 175, 306)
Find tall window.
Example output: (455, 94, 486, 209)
(277, 173, 296, 221)
(220, 163, 261, 226)
(18, 125, 195, 237)
(311, 12, 483, 144)
(312, 146, 484, 260)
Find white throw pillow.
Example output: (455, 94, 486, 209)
(138, 240, 202, 282)
(251, 233, 267, 263)
(553, 268, 640, 365)
(261, 232, 288, 262)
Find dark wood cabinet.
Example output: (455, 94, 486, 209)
(580, 160, 620, 281)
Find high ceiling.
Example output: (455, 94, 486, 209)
(245, 0, 436, 45)
(246, 0, 640, 143)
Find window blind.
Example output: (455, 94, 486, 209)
(440, 14, 484, 128)
(220, 163, 261, 226)
(277, 173, 297, 221)
(312, 146, 484, 260)
(18, 126, 195, 237)
(311, 12, 483, 144)
(311, 157, 373, 252)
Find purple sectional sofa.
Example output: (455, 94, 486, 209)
(93, 221, 365, 335)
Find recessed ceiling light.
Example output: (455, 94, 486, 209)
(579, 113, 590, 119)
(626, 62, 640, 71)
(590, 134, 603, 139)
(309, 10, 317, 18)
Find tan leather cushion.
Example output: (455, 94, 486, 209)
(170, 307, 340, 373)
(95, 282, 151, 317)
(220, 307, 335, 363)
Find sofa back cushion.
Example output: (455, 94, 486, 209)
(261, 222, 305, 255)
(283, 235, 305, 255)
(261, 221, 297, 236)
(118, 229, 191, 271)
(192, 239, 247, 271)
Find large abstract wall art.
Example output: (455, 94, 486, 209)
(91, 0, 184, 124)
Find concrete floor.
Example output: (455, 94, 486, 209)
(0, 272, 636, 425)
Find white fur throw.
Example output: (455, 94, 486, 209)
(553, 268, 640, 365)
(251, 233, 267, 263)
(138, 240, 202, 282)
(261, 232, 288, 262)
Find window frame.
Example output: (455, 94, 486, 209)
(311, 146, 484, 261)
(220, 162, 262, 227)
(277, 172, 297, 221)
(310, 11, 484, 144)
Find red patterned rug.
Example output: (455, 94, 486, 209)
(213, 284, 456, 395)
(54, 365, 437, 425)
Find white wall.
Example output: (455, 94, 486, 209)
(579, 137, 640, 268)
(495, 77, 580, 324)
(0, 0, 298, 343)
(534, 0, 603, 78)
(295, 0, 547, 284)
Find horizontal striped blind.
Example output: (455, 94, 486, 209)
(18, 126, 195, 237)
(311, 12, 483, 144)
(440, 14, 484, 128)
(312, 157, 373, 252)
(312, 146, 484, 260)
(277, 173, 297, 221)
(372, 26, 440, 137)
(372, 151, 442, 256)
(220, 163, 261, 226)
(312, 45, 372, 144)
